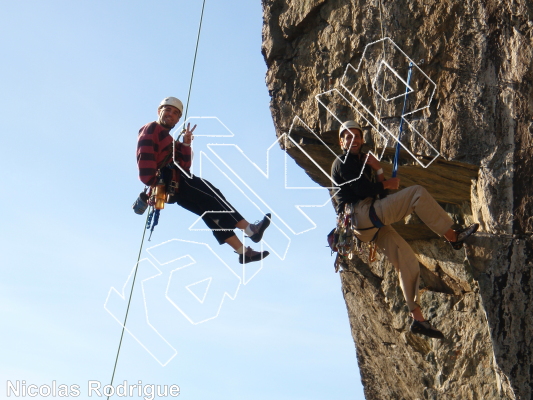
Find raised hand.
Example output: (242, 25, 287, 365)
(365, 153, 381, 171)
(182, 123, 197, 145)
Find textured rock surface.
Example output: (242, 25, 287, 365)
(262, 0, 533, 399)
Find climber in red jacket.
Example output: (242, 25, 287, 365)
(136, 97, 271, 264)
(331, 120, 478, 339)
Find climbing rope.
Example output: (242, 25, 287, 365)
(106, 1, 207, 397)
(375, 0, 412, 178)
(378, 0, 385, 41)
(373, 0, 390, 154)
(178, 0, 207, 141)
(106, 210, 150, 400)
(392, 62, 413, 178)
(183, 0, 206, 123)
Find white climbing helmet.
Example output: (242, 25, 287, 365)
(159, 97, 183, 113)
(339, 120, 362, 138)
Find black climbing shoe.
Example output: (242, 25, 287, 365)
(249, 213, 271, 243)
(448, 223, 479, 250)
(238, 247, 270, 264)
(410, 320, 445, 339)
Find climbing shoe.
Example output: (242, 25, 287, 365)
(238, 247, 270, 264)
(448, 223, 479, 250)
(410, 320, 445, 339)
(249, 213, 271, 243)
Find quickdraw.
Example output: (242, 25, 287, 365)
(336, 204, 361, 259)
(140, 171, 169, 241)
(145, 207, 161, 241)
(330, 204, 379, 272)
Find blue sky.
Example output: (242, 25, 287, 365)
(0, 1, 365, 399)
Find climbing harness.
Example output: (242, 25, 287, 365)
(369, 203, 385, 228)
(328, 202, 381, 272)
(392, 62, 413, 178)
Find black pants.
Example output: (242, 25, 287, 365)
(171, 174, 244, 244)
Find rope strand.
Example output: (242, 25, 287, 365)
(183, 0, 207, 123)
(375, 0, 387, 154)
(106, 210, 150, 400)
(107, 1, 208, 394)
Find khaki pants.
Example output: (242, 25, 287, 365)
(351, 185, 453, 311)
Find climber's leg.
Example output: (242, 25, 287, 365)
(411, 307, 424, 321)
(375, 225, 421, 313)
(374, 185, 453, 236)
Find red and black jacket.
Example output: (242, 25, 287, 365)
(136, 121, 192, 187)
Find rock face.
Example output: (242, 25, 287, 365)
(261, 1, 533, 399)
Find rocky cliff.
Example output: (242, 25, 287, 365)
(261, 0, 533, 399)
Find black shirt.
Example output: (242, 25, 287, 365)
(331, 151, 387, 214)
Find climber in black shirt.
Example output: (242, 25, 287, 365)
(331, 120, 479, 339)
